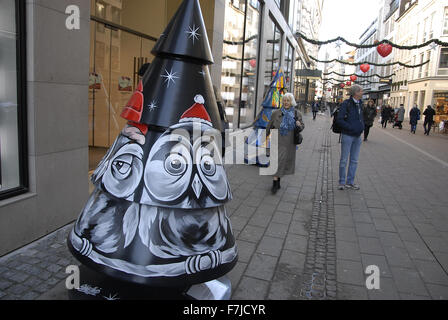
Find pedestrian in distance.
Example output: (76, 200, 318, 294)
(393, 104, 405, 129)
(381, 105, 391, 128)
(363, 99, 377, 141)
(409, 104, 421, 134)
(312, 101, 319, 120)
(336, 85, 365, 191)
(266, 93, 305, 195)
(423, 105, 436, 136)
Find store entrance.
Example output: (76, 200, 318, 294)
(88, 21, 155, 171)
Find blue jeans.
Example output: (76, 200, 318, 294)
(411, 124, 417, 132)
(339, 134, 362, 185)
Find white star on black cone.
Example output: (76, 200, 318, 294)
(198, 70, 206, 77)
(148, 100, 158, 112)
(161, 68, 179, 88)
(186, 24, 201, 45)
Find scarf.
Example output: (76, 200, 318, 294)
(279, 107, 296, 136)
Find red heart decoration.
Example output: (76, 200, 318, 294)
(360, 64, 370, 73)
(350, 75, 357, 82)
(340, 83, 345, 88)
(377, 44, 392, 58)
(346, 81, 352, 86)
(250, 59, 256, 68)
(328, 88, 332, 92)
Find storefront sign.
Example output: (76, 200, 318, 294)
(118, 76, 132, 92)
(89, 73, 101, 90)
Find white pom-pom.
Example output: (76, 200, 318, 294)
(194, 94, 205, 104)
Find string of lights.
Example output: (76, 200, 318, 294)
(310, 56, 430, 68)
(322, 71, 396, 78)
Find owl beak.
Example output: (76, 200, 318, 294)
(191, 174, 203, 199)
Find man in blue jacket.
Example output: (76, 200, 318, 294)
(336, 85, 365, 190)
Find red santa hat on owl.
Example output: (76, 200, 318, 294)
(179, 94, 212, 126)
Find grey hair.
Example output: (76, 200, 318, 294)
(282, 92, 297, 107)
(349, 84, 363, 97)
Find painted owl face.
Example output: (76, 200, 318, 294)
(141, 121, 231, 209)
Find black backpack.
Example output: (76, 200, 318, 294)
(331, 103, 350, 134)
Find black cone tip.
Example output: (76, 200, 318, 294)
(152, 0, 214, 65)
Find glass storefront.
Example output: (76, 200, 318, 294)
(0, 0, 27, 199)
(284, 41, 294, 93)
(221, 0, 262, 129)
(433, 91, 448, 124)
(264, 16, 283, 100)
(89, 0, 157, 169)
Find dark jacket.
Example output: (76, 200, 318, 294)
(363, 105, 377, 127)
(423, 107, 436, 123)
(312, 103, 319, 112)
(409, 107, 421, 125)
(336, 97, 365, 137)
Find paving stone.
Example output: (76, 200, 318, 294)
(278, 250, 306, 275)
(373, 219, 396, 232)
(398, 293, 431, 300)
(245, 253, 278, 281)
(289, 221, 308, 236)
(413, 260, 448, 286)
(265, 223, 289, 239)
(433, 251, 448, 273)
(227, 262, 247, 290)
(390, 267, 429, 296)
(268, 272, 302, 300)
(358, 237, 384, 255)
(8, 272, 30, 284)
(425, 283, 448, 300)
(413, 223, 439, 237)
(271, 212, 293, 225)
(335, 215, 355, 228)
(355, 223, 378, 238)
(335, 227, 358, 243)
(336, 241, 361, 262)
(383, 246, 414, 269)
(0, 280, 13, 291)
(403, 241, 436, 261)
(337, 259, 365, 286)
(232, 276, 269, 300)
(233, 205, 257, 218)
(378, 231, 405, 248)
(238, 225, 265, 243)
(421, 236, 448, 253)
(337, 284, 368, 300)
(8, 284, 29, 296)
(46, 264, 63, 274)
(235, 240, 257, 263)
(257, 236, 284, 257)
(248, 214, 272, 228)
(367, 277, 400, 300)
(21, 291, 40, 300)
(284, 234, 308, 254)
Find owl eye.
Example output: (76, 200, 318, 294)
(112, 159, 131, 177)
(165, 154, 188, 176)
(200, 155, 216, 176)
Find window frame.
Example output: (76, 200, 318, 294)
(0, 0, 28, 201)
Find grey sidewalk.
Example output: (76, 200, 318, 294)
(1, 112, 448, 300)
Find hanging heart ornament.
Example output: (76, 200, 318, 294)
(346, 81, 352, 86)
(377, 43, 393, 58)
(360, 64, 370, 73)
(340, 83, 345, 88)
(350, 75, 357, 82)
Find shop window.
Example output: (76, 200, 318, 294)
(438, 47, 448, 75)
(221, 0, 262, 129)
(0, 0, 28, 200)
(444, 7, 448, 36)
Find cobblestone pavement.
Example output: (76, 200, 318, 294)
(1, 112, 448, 300)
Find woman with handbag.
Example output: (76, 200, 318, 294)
(266, 93, 305, 194)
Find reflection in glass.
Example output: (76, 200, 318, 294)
(0, 0, 20, 193)
(264, 17, 283, 100)
(221, 0, 261, 129)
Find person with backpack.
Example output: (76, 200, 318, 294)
(409, 104, 421, 134)
(312, 101, 319, 120)
(363, 99, 377, 141)
(335, 85, 365, 191)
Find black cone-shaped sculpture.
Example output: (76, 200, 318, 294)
(68, 0, 238, 289)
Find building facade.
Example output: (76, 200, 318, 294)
(394, 0, 448, 126)
(0, 0, 322, 256)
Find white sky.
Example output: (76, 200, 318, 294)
(318, 0, 383, 58)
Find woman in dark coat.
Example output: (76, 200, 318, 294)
(363, 99, 377, 141)
(409, 104, 421, 134)
(266, 93, 305, 194)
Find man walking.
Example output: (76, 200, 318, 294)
(409, 104, 421, 134)
(312, 101, 319, 120)
(363, 99, 377, 141)
(336, 85, 365, 190)
(381, 105, 391, 128)
(423, 105, 436, 135)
